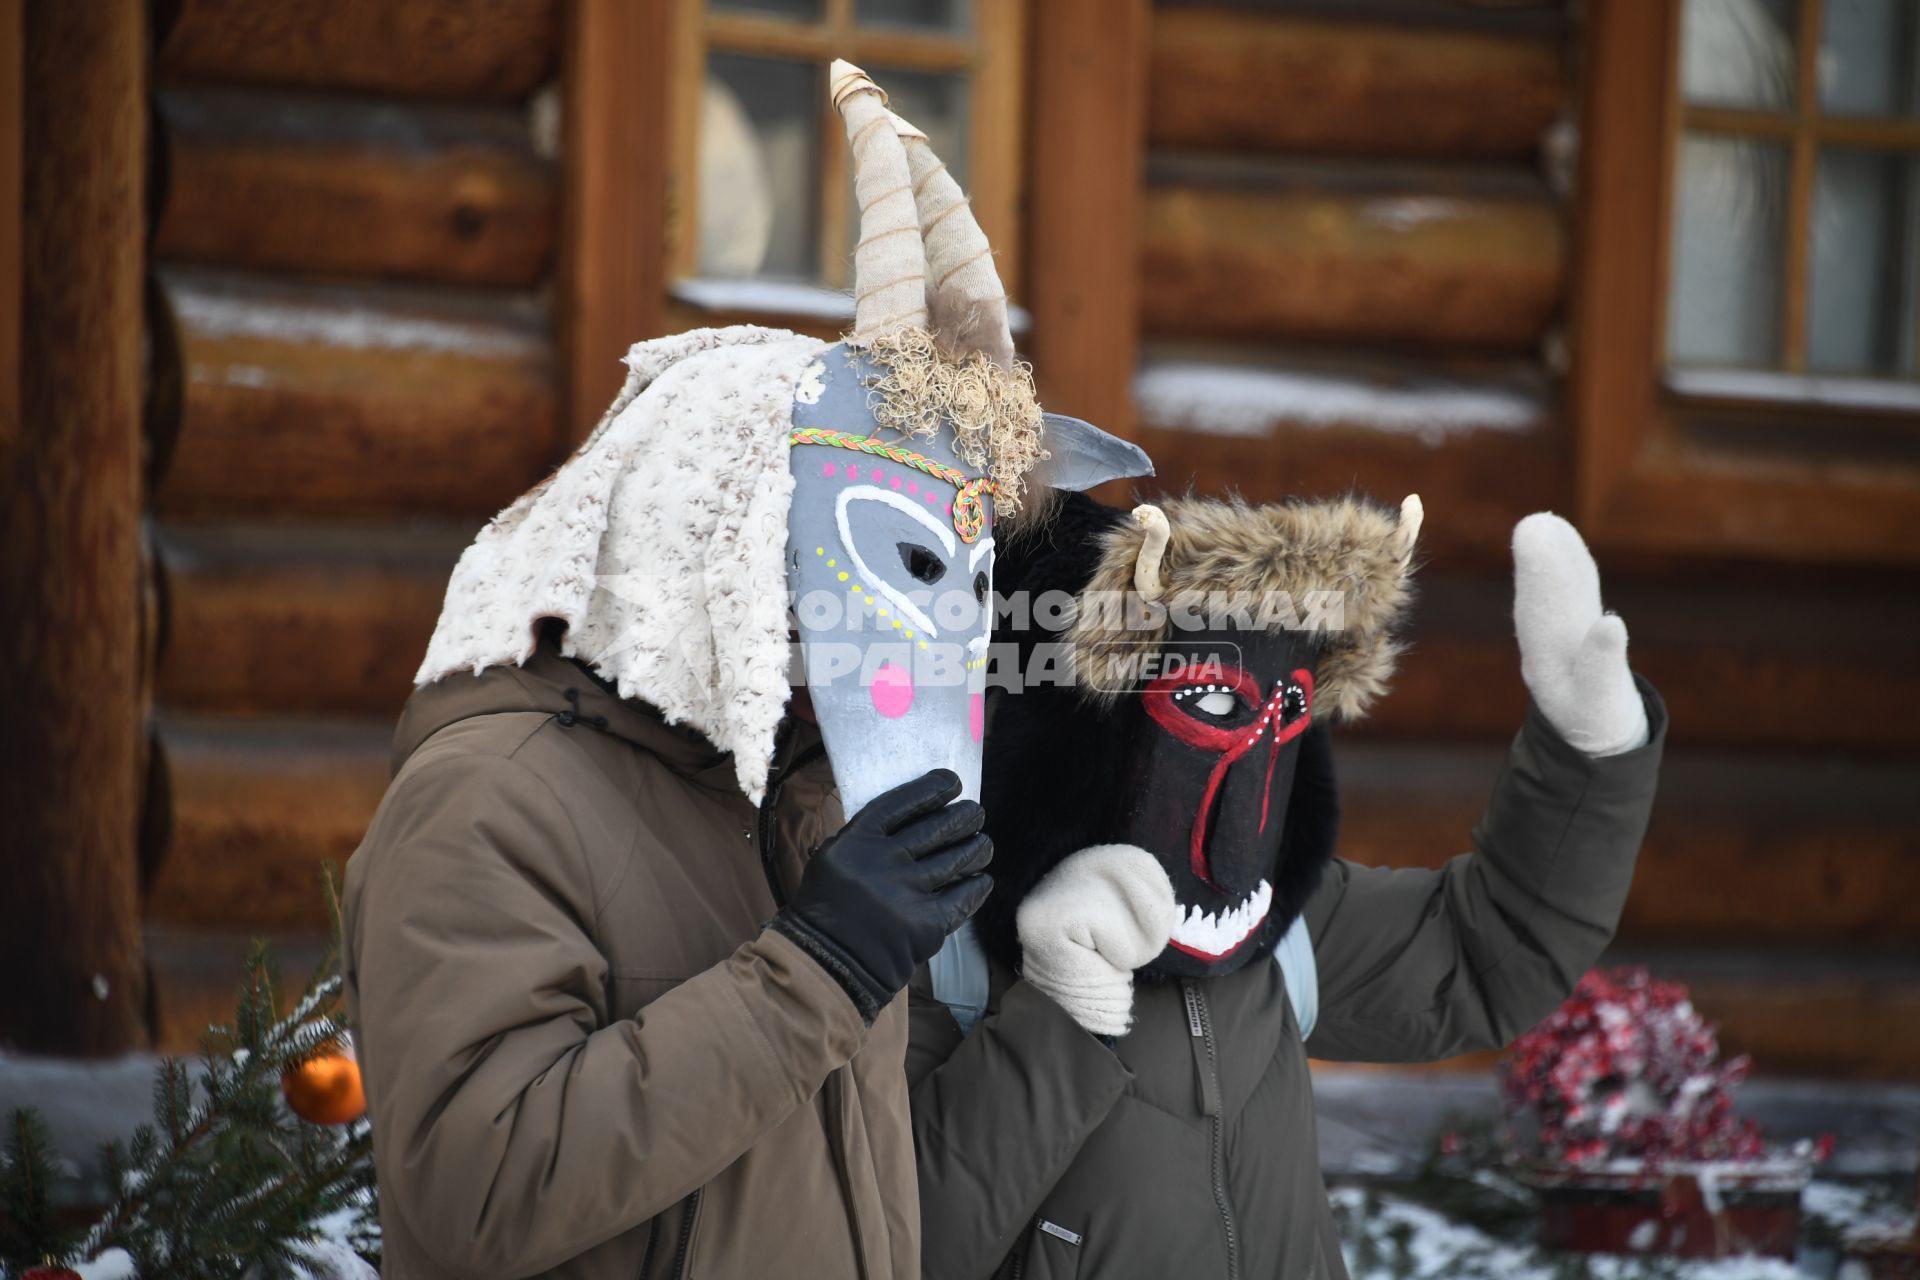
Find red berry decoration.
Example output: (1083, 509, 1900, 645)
(1499, 967, 1768, 1169)
(22, 1268, 84, 1279)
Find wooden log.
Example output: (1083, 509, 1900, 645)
(146, 928, 329, 1056)
(149, 720, 390, 935)
(1362, 571, 1920, 753)
(1131, 368, 1562, 569)
(1336, 742, 1920, 948)
(158, 528, 458, 718)
(158, 0, 559, 102)
(1149, 9, 1564, 162)
(1140, 183, 1564, 351)
(156, 270, 558, 521)
(0, 0, 148, 1054)
(1026, 0, 1152, 454)
(157, 88, 556, 287)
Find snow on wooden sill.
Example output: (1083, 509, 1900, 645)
(1134, 359, 1541, 446)
(672, 277, 1033, 334)
(1667, 367, 1920, 416)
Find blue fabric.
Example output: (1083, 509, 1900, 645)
(1274, 913, 1318, 1041)
(929, 919, 991, 1035)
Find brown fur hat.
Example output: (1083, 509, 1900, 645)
(1067, 493, 1422, 721)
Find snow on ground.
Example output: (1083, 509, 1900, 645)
(1332, 1185, 1808, 1280)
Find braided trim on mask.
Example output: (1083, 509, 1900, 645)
(789, 426, 999, 543)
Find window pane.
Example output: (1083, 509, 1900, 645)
(1667, 134, 1788, 367)
(710, 0, 823, 19)
(701, 56, 820, 280)
(1819, 0, 1920, 117)
(1809, 149, 1920, 375)
(1681, 0, 1797, 111)
(844, 69, 969, 268)
(858, 0, 971, 34)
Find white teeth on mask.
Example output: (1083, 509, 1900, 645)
(1171, 879, 1273, 957)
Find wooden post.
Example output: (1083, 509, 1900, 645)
(559, 0, 672, 447)
(1025, 0, 1150, 441)
(0, 0, 148, 1054)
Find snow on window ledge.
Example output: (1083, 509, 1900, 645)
(1134, 357, 1543, 447)
(672, 277, 1032, 334)
(1666, 366, 1920, 416)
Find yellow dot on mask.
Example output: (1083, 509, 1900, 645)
(837, 572, 848, 582)
(815, 547, 824, 556)
(827, 558, 837, 567)
(904, 630, 914, 639)
(919, 640, 929, 650)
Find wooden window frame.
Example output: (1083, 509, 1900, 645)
(666, 0, 1026, 330)
(1570, 0, 1920, 565)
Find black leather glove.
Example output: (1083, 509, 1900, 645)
(770, 768, 993, 1023)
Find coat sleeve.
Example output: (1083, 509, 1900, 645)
(1304, 677, 1667, 1063)
(907, 967, 1134, 1280)
(343, 752, 869, 1277)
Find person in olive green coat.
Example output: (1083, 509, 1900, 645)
(908, 495, 1667, 1280)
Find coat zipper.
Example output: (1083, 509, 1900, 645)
(1184, 982, 1240, 1280)
(667, 1187, 701, 1280)
(757, 730, 826, 908)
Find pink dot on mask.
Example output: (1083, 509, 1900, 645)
(821, 462, 837, 478)
(846, 466, 860, 482)
(906, 480, 918, 495)
(869, 663, 914, 719)
(890, 475, 902, 490)
(969, 692, 984, 742)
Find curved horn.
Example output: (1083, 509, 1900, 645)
(1133, 504, 1170, 601)
(1394, 494, 1423, 561)
(830, 60, 929, 340)
(890, 112, 1015, 368)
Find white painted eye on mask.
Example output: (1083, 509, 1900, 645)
(836, 486, 955, 637)
(1195, 691, 1237, 717)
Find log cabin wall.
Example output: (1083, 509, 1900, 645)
(110, 0, 1918, 1081)
(142, 0, 565, 1047)
(1062, 0, 1920, 1080)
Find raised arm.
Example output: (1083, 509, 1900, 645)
(1305, 513, 1667, 1063)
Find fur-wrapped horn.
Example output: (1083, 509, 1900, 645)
(1133, 504, 1169, 601)
(889, 109, 1015, 368)
(830, 60, 929, 340)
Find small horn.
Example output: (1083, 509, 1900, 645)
(1133, 504, 1170, 601)
(830, 60, 929, 340)
(1395, 494, 1424, 560)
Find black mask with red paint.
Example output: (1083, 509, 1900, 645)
(1112, 625, 1335, 978)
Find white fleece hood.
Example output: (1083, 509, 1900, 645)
(417, 325, 827, 803)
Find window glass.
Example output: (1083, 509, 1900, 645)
(1809, 149, 1920, 375)
(1667, 135, 1789, 366)
(701, 55, 821, 280)
(1818, 0, 1920, 117)
(858, 0, 971, 34)
(710, 0, 823, 19)
(1681, 0, 1797, 111)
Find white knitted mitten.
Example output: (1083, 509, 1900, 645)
(1512, 512, 1648, 757)
(1016, 844, 1178, 1037)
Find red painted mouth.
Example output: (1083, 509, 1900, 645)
(1166, 878, 1275, 961)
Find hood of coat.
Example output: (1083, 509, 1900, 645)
(975, 491, 1413, 980)
(393, 624, 820, 792)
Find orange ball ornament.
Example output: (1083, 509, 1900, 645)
(281, 1042, 366, 1126)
